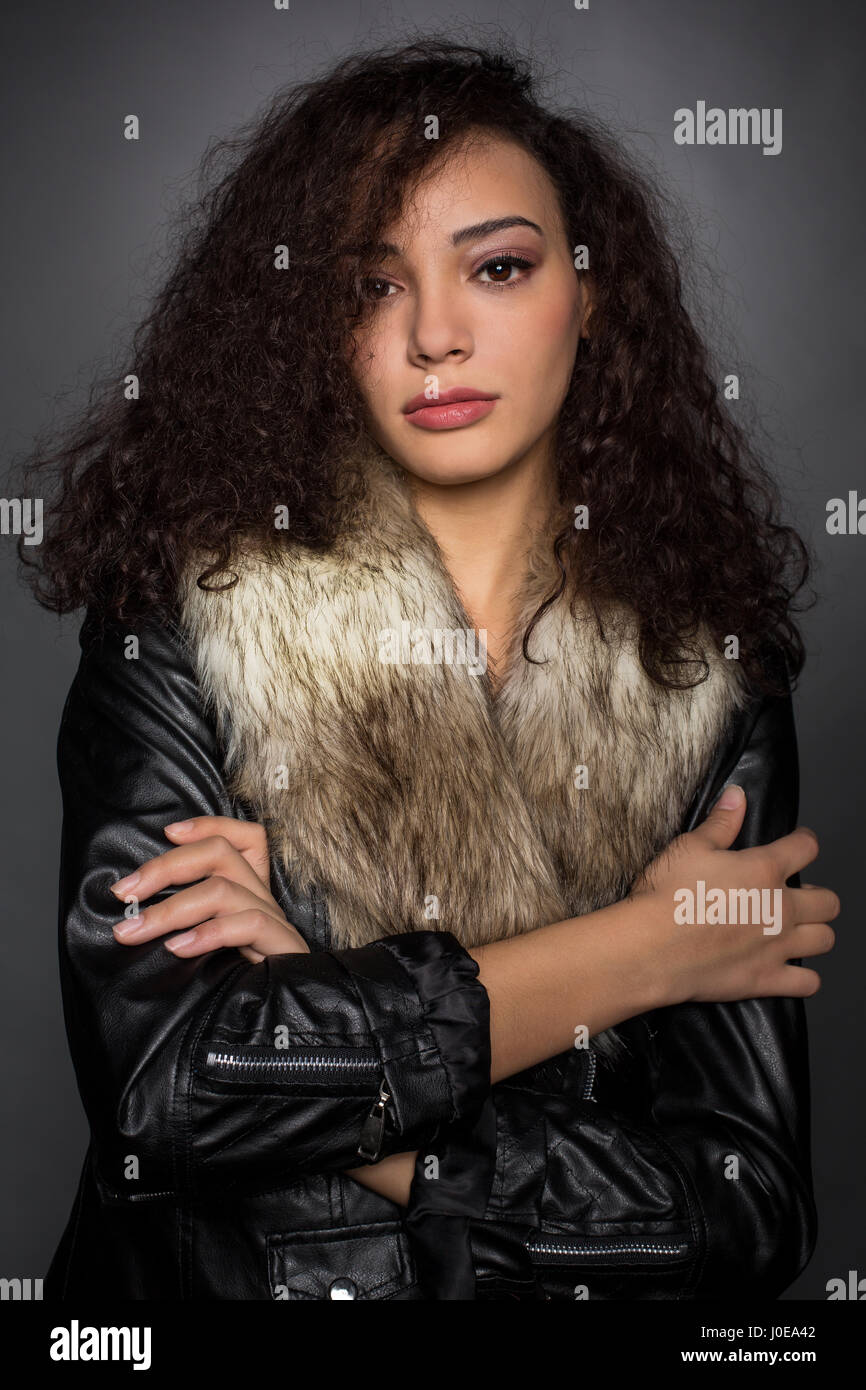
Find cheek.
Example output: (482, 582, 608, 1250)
(350, 328, 393, 419)
(500, 290, 580, 405)
(534, 291, 580, 368)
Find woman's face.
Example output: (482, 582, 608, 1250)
(349, 135, 591, 487)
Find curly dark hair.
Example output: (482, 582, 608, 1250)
(12, 35, 812, 696)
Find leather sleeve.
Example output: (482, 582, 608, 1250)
(645, 657, 817, 1296)
(55, 613, 491, 1200)
(468, 653, 818, 1299)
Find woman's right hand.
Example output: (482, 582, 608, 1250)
(628, 784, 839, 1007)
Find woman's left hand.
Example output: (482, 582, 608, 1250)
(109, 815, 309, 963)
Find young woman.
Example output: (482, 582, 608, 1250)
(24, 40, 838, 1301)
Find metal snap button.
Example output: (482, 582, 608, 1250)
(328, 1277, 358, 1300)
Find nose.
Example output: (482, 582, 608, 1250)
(406, 282, 473, 368)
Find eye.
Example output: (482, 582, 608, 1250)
(474, 253, 535, 287)
(359, 275, 398, 302)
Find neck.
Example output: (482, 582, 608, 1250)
(398, 441, 559, 626)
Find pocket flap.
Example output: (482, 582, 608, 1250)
(268, 1221, 417, 1300)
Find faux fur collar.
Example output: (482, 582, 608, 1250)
(176, 444, 750, 966)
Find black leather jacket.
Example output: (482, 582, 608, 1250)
(45, 612, 817, 1300)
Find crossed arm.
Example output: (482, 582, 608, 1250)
(108, 811, 666, 1207)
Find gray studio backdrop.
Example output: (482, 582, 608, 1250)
(1, 0, 862, 1299)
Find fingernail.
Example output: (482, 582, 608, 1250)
(111, 871, 140, 894)
(113, 917, 143, 938)
(165, 931, 196, 952)
(718, 784, 744, 809)
(164, 821, 193, 833)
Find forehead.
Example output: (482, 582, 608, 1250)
(383, 136, 561, 246)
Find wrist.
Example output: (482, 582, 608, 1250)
(603, 889, 678, 1023)
(616, 891, 678, 1014)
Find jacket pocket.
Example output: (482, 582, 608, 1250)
(525, 1233, 695, 1301)
(197, 1043, 394, 1163)
(527, 1233, 692, 1266)
(267, 1222, 421, 1300)
(199, 1042, 381, 1087)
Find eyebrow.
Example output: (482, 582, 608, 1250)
(378, 216, 544, 258)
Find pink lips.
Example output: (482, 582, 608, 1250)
(402, 386, 499, 431)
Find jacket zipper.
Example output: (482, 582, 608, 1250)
(203, 1047, 380, 1078)
(356, 1082, 392, 1163)
(526, 1235, 690, 1266)
(201, 1046, 392, 1163)
(582, 1051, 597, 1101)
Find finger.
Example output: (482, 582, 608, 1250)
(789, 920, 836, 958)
(112, 878, 285, 944)
(109, 835, 276, 913)
(790, 884, 841, 927)
(163, 816, 271, 887)
(766, 826, 820, 881)
(689, 783, 748, 851)
(163, 910, 308, 958)
(770, 963, 822, 998)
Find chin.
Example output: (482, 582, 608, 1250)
(384, 433, 523, 487)
(396, 455, 513, 486)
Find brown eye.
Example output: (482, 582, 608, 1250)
(485, 259, 513, 283)
(360, 276, 395, 301)
(475, 254, 534, 287)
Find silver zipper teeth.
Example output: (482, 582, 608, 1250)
(582, 1052, 597, 1101)
(205, 1051, 378, 1072)
(529, 1240, 688, 1258)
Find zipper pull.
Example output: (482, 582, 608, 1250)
(356, 1082, 391, 1162)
